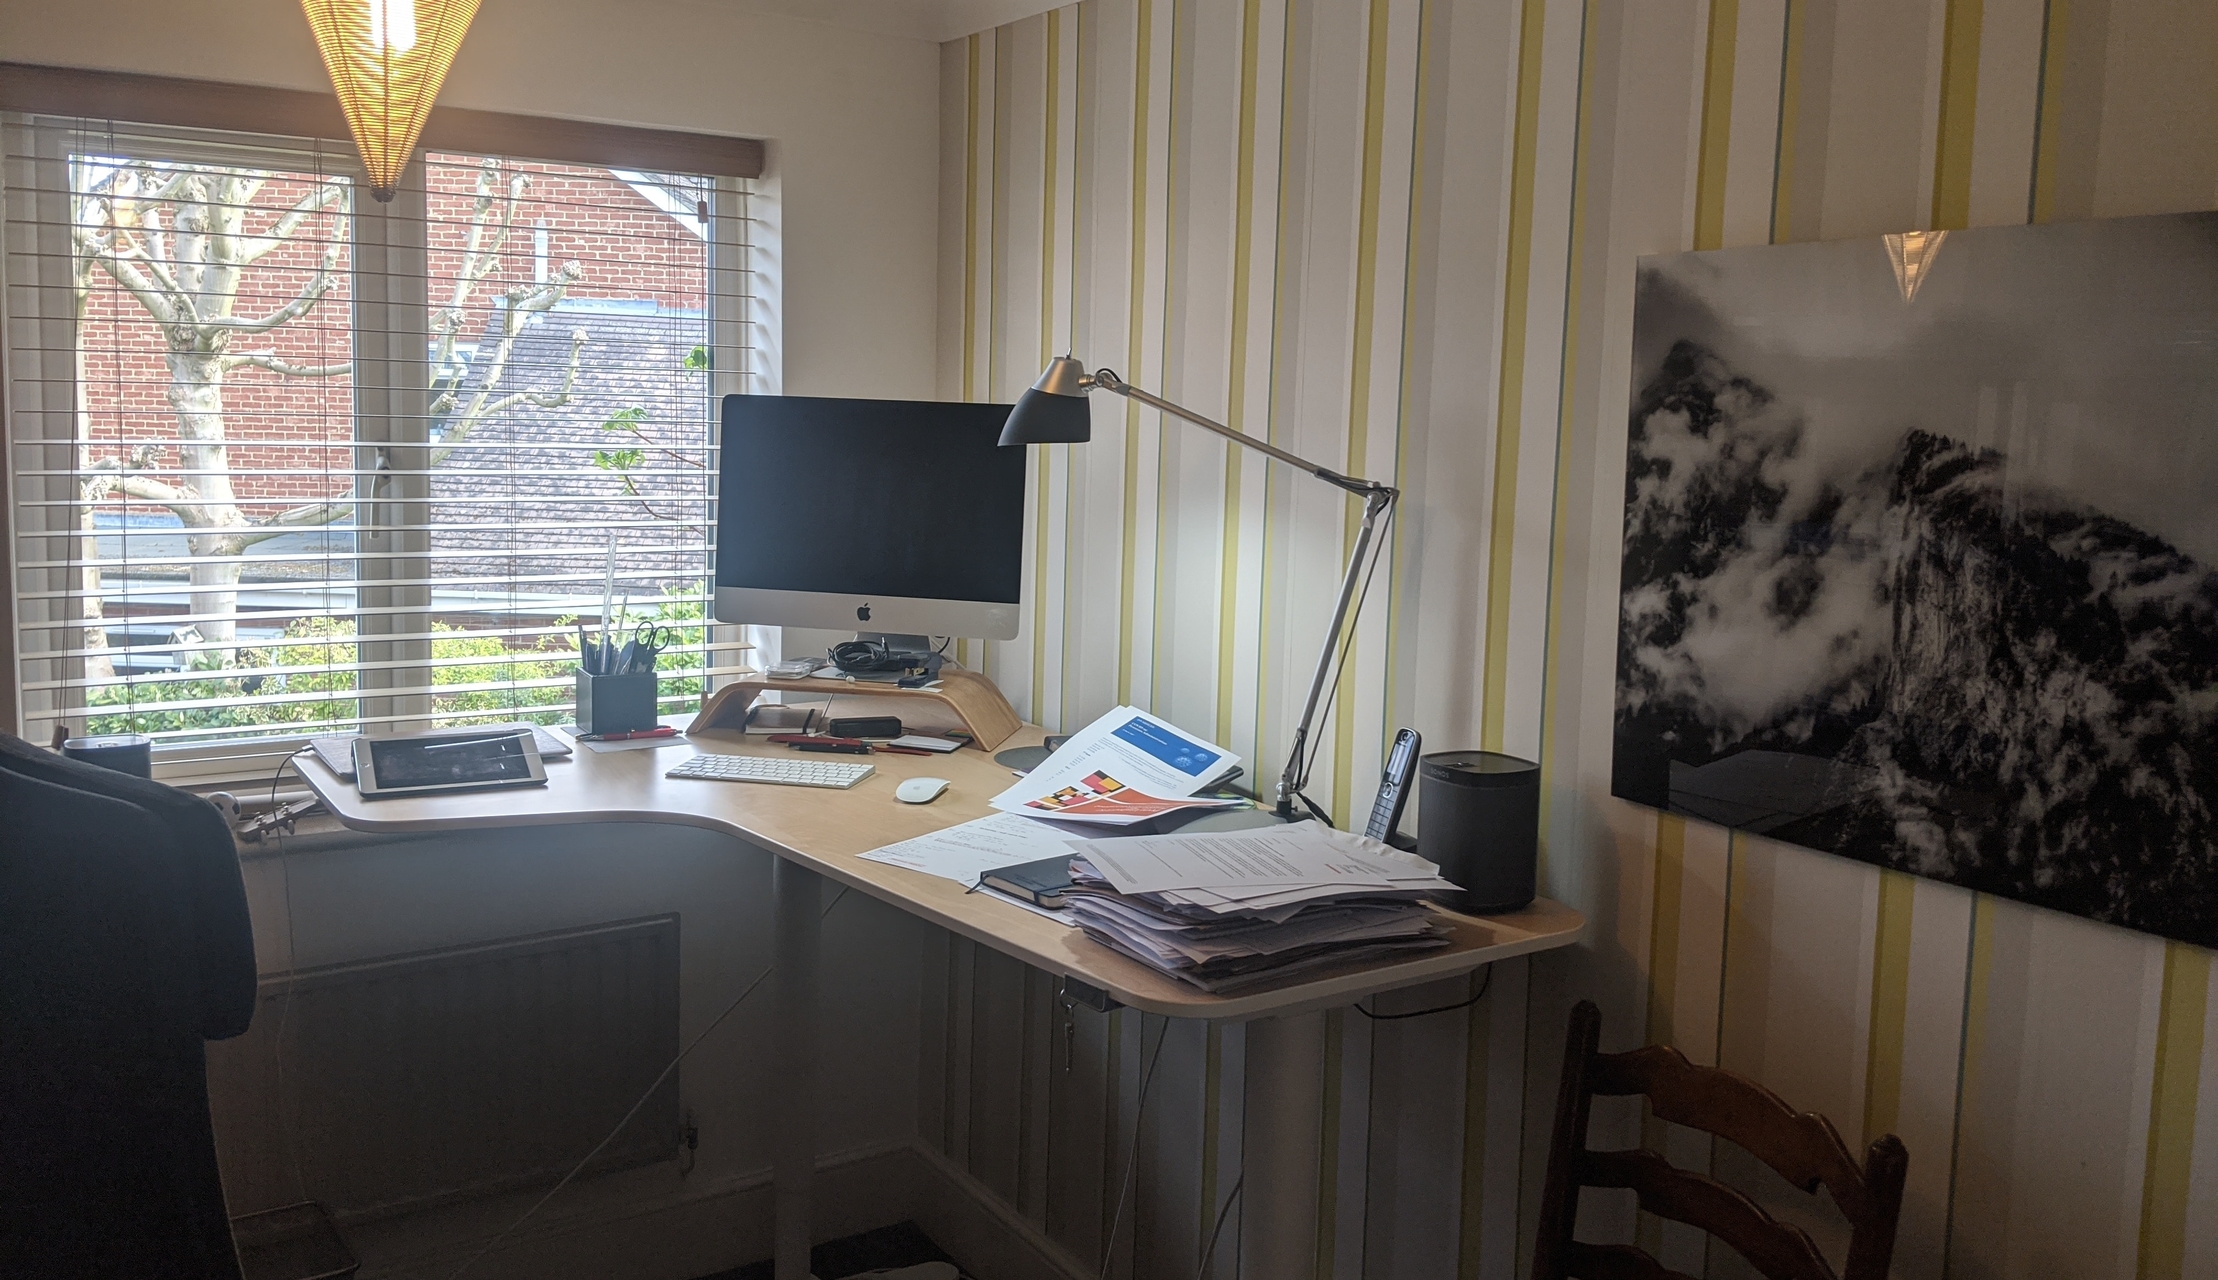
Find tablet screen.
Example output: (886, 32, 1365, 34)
(366, 733, 534, 788)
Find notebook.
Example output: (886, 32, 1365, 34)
(976, 855, 1076, 909)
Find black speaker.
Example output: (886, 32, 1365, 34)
(1416, 750, 1539, 913)
(61, 732, 153, 778)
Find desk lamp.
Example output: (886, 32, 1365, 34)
(1000, 356, 1400, 822)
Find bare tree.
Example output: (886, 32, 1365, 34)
(71, 156, 586, 655)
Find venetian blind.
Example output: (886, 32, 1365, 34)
(3, 113, 757, 776)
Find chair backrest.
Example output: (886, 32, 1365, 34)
(1530, 1000, 1907, 1280)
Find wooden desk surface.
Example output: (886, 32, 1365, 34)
(298, 723, 1584, 1020)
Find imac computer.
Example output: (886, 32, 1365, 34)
(713, 394, 1025, 643)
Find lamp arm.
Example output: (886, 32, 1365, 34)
(1088, 368, 1396, 500)
(1276, 485, 1395, 817)
(1081, 365, 1397, 820)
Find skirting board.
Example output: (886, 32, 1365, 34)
(340, 1139, 1089, 1280)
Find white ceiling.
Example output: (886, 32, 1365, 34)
(730, 0, 1061, 44)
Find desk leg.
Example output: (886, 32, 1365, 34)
(772, 859, 821, 1280)
(1238, 1010, 1327, 1280)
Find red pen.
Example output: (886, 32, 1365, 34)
(582, 726, 678, 742)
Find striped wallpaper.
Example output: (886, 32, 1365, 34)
(929, 1, 2218, 1276)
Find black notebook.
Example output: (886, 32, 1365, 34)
(978, 855, 1076, 908)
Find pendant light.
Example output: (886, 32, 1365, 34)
(301, 0, 481, 201)
(1883, 229, 1948, 303)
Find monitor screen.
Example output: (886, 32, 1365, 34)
(715, 395, 1026, 637)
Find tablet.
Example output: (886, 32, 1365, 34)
(353, 727, 548, 799)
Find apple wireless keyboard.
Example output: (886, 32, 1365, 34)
(666, 752, 875, 789)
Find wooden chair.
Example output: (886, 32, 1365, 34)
(1531, 1000, 1907, 1280)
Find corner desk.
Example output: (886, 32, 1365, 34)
(298, 720, 1584, 1280)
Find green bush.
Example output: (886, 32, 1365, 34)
(85, 588, 715, 738)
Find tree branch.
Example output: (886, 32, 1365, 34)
(478, 328, 589, 415)
(114, 472, 195, 506)
(222, 213, 346, 333)
(77, 233, 181, 327)
(433, 327, 589, 466)
(239, 180, 348, 265)
(81, 456, 195, 507)
(223, 352, 354, 377)
(234, 497, 353, 548)
(432, 162, 527, 375)
(128, 160, 196, 206)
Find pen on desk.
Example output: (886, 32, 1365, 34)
(580, 726, 677, 742)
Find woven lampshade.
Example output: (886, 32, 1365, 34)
(301, 0, 481, 200)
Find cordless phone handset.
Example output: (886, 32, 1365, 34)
(1365, 727, 1422, 843)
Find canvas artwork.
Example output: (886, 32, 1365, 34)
(1612, 211, 2218, 948)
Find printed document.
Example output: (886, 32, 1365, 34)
(1068, 821, 1459, 911)
(990, 706, 1244, 826)
(1074, 825, 1394, 895)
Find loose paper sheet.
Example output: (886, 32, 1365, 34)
(860, 812, 1091, 886)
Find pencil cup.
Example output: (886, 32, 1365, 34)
(576, 670, 659, 736)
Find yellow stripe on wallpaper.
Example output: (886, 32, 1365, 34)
(1115, 0, 1153, 707)
(2137, 944, 2209, 1279)
(1331, 0, 1394, 826)
(1479, 0, 1550, 756)
(1214, 0, 1265, 750)
(1535, 0, 1601, 854)
(1032, 7, 1061, 723)
(1692, 0, 1739, 252)
(964, 32, 983, 403)
(1863, 870, 1916, 1142)
(1930, 0, 1984, 231)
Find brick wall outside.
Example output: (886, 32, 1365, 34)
(79, 156, 709, 521)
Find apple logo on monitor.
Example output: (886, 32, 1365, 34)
(857, 604, 872, 623)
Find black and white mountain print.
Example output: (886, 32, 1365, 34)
(1613, 212, 2218, 947)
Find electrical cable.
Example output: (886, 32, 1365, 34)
(1193, 1172, 1244, 1280)
(1097, 1018, 1172, 1280)
(1288, 501, 1396, 819)
(267, 745, 314, 1202)
(439, 884, 853, 1280)
(1353, 963, 1492, 1021)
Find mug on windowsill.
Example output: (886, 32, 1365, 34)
(576, 670, 659, 737)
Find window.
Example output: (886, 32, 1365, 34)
(4, 113, 760, 780)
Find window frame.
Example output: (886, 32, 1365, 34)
(1, 74, 770, 782)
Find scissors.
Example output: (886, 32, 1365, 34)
(618, 621, 676, 675)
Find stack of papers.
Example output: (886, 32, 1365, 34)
(1061, 823, 1459, 992)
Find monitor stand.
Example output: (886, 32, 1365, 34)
(688, 656, 1024, 749)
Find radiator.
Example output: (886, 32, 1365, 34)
(208, 916, 683, 1221)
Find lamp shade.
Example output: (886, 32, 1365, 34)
(998, 356, 1094, 445)
(301, 0, 481, 201)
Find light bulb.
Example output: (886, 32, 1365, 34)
(369, 0, 418, 52)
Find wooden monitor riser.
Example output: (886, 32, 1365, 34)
(688, 666, 1023, 749)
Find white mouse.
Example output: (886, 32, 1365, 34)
(895, 776, 952, 804)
